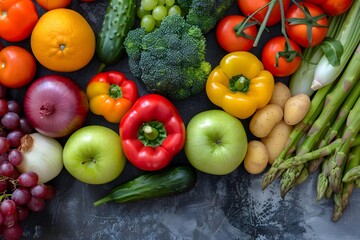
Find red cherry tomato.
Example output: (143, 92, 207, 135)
(216, 15, 258, 52)
(261, 36, 302, 77)
(306, 0, 353, 16)
(0, 46, 37, 88)
(285, 2, 329, 48)
(237, 0, 291, 26)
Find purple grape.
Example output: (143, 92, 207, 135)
(18, 172, 39, 188)
(0, 179, 7, 192)
(2, 212, 18, 227)
(7, 130, 25, 148)
(2, 222, 23, 240)
(0, 137, 10, 154)
(8, 149, 23, 167)
(0, 162, 15, 177)
(26, 196, 45, 212)
(7, 100, 21, 114)
(0, 153, 8, 164)
(16, 206, 29, 222)
(19, 117, 34, 134)
(30, 184, 48, 199)
(1, 112, 20, 130)
(0, 99, 8, 116)
(11, 188, 31, 206)
(0, 199, 17, 216)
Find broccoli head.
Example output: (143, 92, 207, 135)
(124, 14, 212, 101)
(178, 0, 235, 34)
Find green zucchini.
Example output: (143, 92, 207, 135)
(93, 166, 197, 207)
(96, 0, 136, 72)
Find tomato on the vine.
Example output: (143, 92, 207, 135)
(261, 36, 302, 77)
(304, 0, 353, 16)
(0, 46, 37, 88)
(285, 2, 329, 48)
(216, 15, 258, 52)
(237, 0, 291, 26)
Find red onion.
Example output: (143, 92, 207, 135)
(24, 75, 89, 138)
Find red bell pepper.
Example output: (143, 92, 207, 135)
(86, 71, 139, 123)
(120, 94, 186, 171)
(0, 0, 39, 42)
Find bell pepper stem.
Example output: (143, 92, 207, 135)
(143, 125, 159, 141)
(230, 75, 250, 93)
(109, 84, 122, 99)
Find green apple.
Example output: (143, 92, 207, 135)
(63, 125, 126, 184)
(184, 110, 248, 175)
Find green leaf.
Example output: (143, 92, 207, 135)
(320, 37, 344, 66)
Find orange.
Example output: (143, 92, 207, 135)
(36, 0, 72, 10)
(30, 8, 95, 72)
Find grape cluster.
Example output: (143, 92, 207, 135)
(0, 85, 56, 240)
(138, 0, 182, 32)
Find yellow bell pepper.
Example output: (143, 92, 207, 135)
(206, 51, 274, 119)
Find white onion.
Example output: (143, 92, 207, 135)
(23, 75, 89, 138)
(17, 133, 64, 184)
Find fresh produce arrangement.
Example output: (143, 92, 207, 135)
(0, 0, 359, 238)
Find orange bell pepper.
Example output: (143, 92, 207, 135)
(206, 51, 274, 119)
(0, 0, 38, 42)
(86, 71, 139, 123)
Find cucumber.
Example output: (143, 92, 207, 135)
(93, 166, 197, 206)
(96, 0, 136, 72)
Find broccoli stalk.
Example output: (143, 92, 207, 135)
(124, 14, 212, 101)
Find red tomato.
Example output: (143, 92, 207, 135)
(303, 0, 324, 5)
(0, 0, 39, 42)
(0, 46, 37, 88)
(285, 2, 329, 48)
(237, 0, 291, 26)
(261, 36, 302, 77)
(216, 15, 258, 52)
(320, 0, 353, 16)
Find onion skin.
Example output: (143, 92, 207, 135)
(24, 75, 89, 138)
(17, 133, 64, 184)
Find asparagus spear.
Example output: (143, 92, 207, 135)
(261, 83, 333, 190)
(342, 143, 360, 183)
(279, 47, 360, 197)
(332, 181, 354, 221)
(328, 96, 360, 193)
(317, 157, 330, 201)
(332, 145, 360, 221)
(278, 138, 342, 170)
(309, 81, 360, 172)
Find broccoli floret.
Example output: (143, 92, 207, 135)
(184, 0, 235, 34)
(124, 14, 212, 101)
(123, 27, 147, 77)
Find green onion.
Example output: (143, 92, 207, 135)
(311, 0, 360, 90)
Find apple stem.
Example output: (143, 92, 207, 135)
(143, 125, 159, 141)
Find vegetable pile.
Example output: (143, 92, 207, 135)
(0, 0, 360, 238)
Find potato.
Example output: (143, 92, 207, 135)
(244, 140, 269, 174)
(269, 82, 292, 110)
(284, 94, 311, 125)
(249, 104, 283, 138)
(261, 120, 293, 164)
